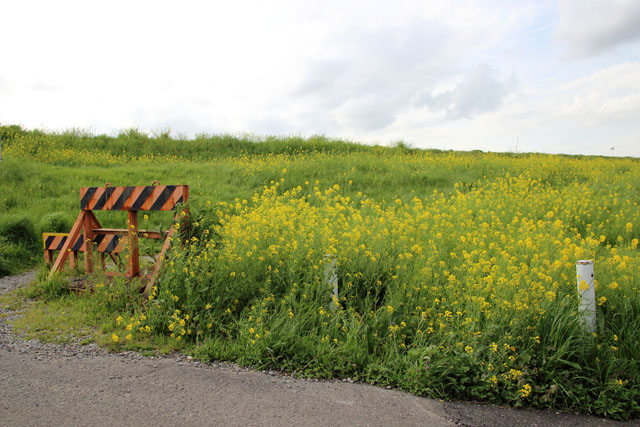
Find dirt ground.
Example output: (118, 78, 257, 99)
(0, 272, 636, 426)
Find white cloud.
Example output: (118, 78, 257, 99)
(288, 4, 534, 132)
(553, 62, 640, 125)
(415, 64, 516, 119)
(0, 1, 638, 157)
(556, 0, 640, 56)
(0, 76, 12, 96)
(382, 61, 640, 157)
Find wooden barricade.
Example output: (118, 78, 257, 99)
(48, 182, 189, 295)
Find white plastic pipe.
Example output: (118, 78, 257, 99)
(324, 254, 339, 311)
(576, 260, 596, 332)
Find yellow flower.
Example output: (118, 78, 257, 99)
(598, 296, 607, 306)
(111, 334, 119, 343)
(116, 316, 123, 326)
(126, 334, 132, 341)
(387, 305, 394, 314)
(520, 384, 532, 398)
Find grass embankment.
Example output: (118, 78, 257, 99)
(1, 125, 639, 419)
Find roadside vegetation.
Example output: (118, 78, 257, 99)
(1, 125, 639, 419)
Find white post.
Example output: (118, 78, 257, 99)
(324, 254, 339, 311)
(576, 260, 596, 332)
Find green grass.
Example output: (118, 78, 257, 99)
(1, 125, 639, 420)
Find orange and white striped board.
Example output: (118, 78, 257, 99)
(80, 185, 188, 211)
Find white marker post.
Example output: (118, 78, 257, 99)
(576, 260, 596, 332)
(324, 254, 339, 311)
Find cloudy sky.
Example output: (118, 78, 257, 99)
(2, 0, 639, 156)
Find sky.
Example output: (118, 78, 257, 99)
(1, 0, 639, 157)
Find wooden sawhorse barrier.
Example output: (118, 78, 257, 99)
(48, 183, 189, 295)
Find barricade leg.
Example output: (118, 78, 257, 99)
(44, 249, 52, 265)
(70, 251, 78, 269)
(127, 210, 140, 277)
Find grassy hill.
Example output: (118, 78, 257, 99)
(1, 125, 639, 419)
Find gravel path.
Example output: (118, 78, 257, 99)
(0, 272, 635, 426)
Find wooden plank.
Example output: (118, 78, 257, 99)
(44, 249, 52, 265)
(127, 210, 139, 277)
(144, 208, 190, 296)
(49, 211, 85, 279)
(70, 252, 78, 269)
(81, 211, 103, 274)
(108, 252, 120, 267)
(92, 228, 166, 239)
(144, 225, 175, 295)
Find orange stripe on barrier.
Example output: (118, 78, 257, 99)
(106, 186, 125, 210)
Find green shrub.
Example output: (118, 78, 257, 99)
(39, 212, 71, 234)
(26, 272, 70, 301)
(0, 215, 37, 249)
(0, 249, 11, 276)
(0, 235, 34, 277)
